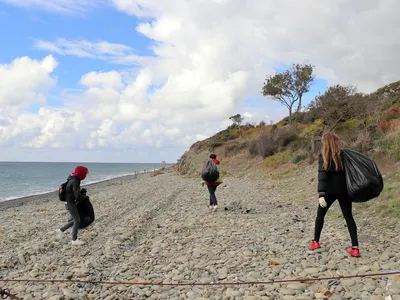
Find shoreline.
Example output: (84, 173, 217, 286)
(0, 172, 146, 210)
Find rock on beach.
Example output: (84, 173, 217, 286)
(0, 167, 399, 299)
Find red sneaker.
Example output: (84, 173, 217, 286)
(309, 240, 321, 250)
(347, 247, 361, 257)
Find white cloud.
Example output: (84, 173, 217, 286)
(34, 39, 147, 65)
(0, 55, 57, 108)
(112, 0, 400, 92)
(1, 0, 105, 14)
(243, 112, 255, 119)
(1, 0, 400, 162)
(80, 71, 123, 89)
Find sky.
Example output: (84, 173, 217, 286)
(0, 0, 399, 163)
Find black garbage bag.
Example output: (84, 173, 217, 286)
(77, 194, 95, 229)
(343, 149, 384, 202)
(201, 160, 219, 182)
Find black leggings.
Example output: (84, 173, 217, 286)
(207, 185, 218, 206)
(314, 195, 358, 247)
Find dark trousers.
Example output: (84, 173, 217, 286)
(207, 185, 218, 206)
(314, 195, 358, 247)
(60, 203, 81, 241)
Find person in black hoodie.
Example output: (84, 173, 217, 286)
(309, 133, 360, 257)
(56, 166, 89, 245)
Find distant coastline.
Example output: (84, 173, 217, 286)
(0, 173, 143, 210)
(0, 164, 168, 205)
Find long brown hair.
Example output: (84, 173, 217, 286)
(321, 133, 343, 171)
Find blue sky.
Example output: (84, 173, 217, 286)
(0, 3, 152, 89)
(0, 1, 397, 162)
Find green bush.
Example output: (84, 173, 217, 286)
(209, 129, 239, 150)
(299, 119, 325, 138)
(227, 129, 240, 140)
(339, 119, 364, 131)
(292, 154, 307, 164)
(264, 151, 292, 168)
(280, 112, 308, 125)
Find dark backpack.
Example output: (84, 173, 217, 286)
(201, 160, 220, 182)
(58, 181, 68, 202)
(343, 149, 384, 202)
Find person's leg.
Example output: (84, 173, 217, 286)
(338, 196, 359, 247)
(60, 220, 74, 232)
(313, 196, 336, 242)
(65, 203, 81, 241)
(212, 186, 218, 206)
(207, 185, 217, 206)
(60, 204, 74, 232)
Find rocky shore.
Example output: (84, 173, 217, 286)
(0, 167, 399, 300)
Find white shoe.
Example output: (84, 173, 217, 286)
(212, 205, 218, 212)
(55, 229, 64, 238)
(71, 239, 85, 246)
(209, 205, 213, 210)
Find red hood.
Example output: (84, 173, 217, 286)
(72, 166, 88, 180)
(212, 159, 220, 165)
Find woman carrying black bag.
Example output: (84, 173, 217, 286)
(309, 133, 360, 257)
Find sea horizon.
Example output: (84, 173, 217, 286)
(0, 160, 173, 164)
(0, 161, 173, 202)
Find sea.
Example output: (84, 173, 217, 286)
(0, 162, 170, 202)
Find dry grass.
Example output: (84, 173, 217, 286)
(178, 124, 400, 223)
(370, 175, 400, 218)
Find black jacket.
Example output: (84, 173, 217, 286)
(65, 175, 82, 204)
(318, 153, 347, 197)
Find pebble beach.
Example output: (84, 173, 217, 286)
(0, 167, 400, 300)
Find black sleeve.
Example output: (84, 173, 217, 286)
(318, 154, 328, 196)
(71, 179, 81, 203)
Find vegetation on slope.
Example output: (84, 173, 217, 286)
(178, 74, 400, 218)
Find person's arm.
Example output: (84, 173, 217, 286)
(72, 179, 81, 203)
(317, 154, 328, 197)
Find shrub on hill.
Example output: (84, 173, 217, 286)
(276, 127, 299, 147)
(264, 151, 292, 168)
(376, 128, 400, 161)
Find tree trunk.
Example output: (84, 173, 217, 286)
(295, 95, 303, 128)
(288, 107, 293, 126)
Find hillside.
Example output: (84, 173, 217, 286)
(177, 80, 400, 219)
